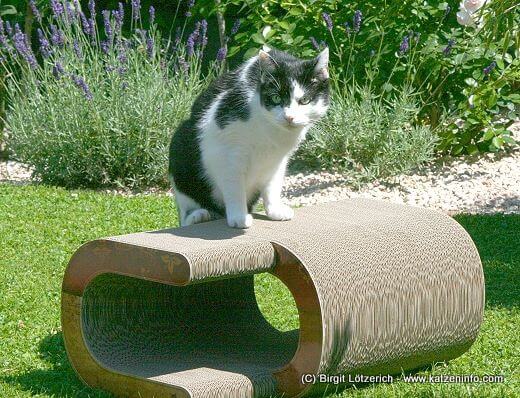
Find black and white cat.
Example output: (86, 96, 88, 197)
(169, 47, 330, 228)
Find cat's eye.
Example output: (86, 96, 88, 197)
(270, 94, 282, 105)
(299, 96, 311, 105)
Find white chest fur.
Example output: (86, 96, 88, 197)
(198, 94, 307, 206)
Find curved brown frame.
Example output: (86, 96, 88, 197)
(61, 239, 323, 398)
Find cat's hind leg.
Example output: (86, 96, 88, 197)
(185, 209, 211, 226)
(173, 186, 212, 227)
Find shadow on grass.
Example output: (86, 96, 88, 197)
(1, 332, 110, 398)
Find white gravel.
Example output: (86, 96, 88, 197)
(0, 160, 33, 183)
(2, 123, 519, 215)
(283, 150, 520, 214)
(283, 122, 520, 214)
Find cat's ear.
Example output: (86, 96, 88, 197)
(314, 47, 329, 80)
(258, 49, 275, 68)
(258, 49, 276, 81)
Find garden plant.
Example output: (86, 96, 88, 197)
(0, 0, 517, 188)
(198, 0, 519, 156)
(1, 0, 214, 188)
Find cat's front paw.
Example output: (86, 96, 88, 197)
(227, 213, 253, 229)
(266, 204, 294, 221)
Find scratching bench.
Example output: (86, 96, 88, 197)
(61, 199, 484, 397)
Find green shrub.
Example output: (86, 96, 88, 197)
(2, 1, 211, 189)
(295, 84, 437, 181)
(198, 0, 519, 156)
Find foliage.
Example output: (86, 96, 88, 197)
(1, 0, 211, 189)
(295, 83, 437, 181)
(1, 183, 520, 397)
(197, 0, 520, 156)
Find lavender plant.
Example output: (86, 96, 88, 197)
(295, 83, 437, 181)
(1, 0, 213, 189)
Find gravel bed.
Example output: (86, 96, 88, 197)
(2, 123, 519, 215)
(283, 150, 519, 214)
(283, 122, 520, 214)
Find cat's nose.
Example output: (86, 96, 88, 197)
(285, 115, 294, 123)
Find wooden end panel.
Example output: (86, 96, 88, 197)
(270, 243, 323, 397)
(62, 239, 191, 296)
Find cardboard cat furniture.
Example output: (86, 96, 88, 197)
(61, 199, 484, 398)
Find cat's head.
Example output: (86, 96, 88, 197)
(256, 47, 330, 130)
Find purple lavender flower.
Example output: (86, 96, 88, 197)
(37, 28, 52, 58)
(216, 46, 227, 62)
(172, 26, 181, 52)
(200, 19, 208, 46)
(100, 40, 110, 54)
(193, 21, 201, 40)
(443, 39, 455, 56)
(113, 7, 124, 31)
(0, 20, 8, 50)
(230, 19, 241, 36)
(5, 21, 13, 37)
(353, 10, 362, 33)
(14, 22, 22, 35)
(65, 2, 77, 23)
(79, 11, 94, 36)
(50, 24, 64, 47)
(50, 0, 64, 19)
(73, 39, 82, 58)
(29, 0, 42, 23)
(322, 13, 333, 32)
(178, 56, 189, 72)
(71, 75, 93, 100)
(344, 22, 351, 36)
(117, 46, 127, 64)
(320, 40, 327, 48)
(309, 36, 319, 50)
(146, 31, 154, 58)
(186, 34, 195, 57)
(13, 31, 38, 69)
(186, 22, 200, 56)
(52, 62, 65, 78)
(185, 0, 195, 17)
(102, 10, 112, 39)
(399, 35, 410, 55)
(149, 6, 156, 25)
(483, 61, 497, 75)
(131, 0, 141, 21)
(88, 0, 96, 17)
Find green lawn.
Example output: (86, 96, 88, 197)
(0, 183, 518, 397)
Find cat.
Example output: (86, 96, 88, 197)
(168, 47, 330, 228)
